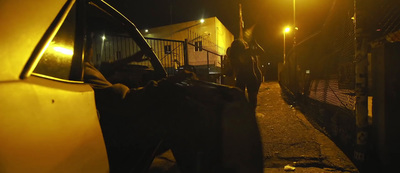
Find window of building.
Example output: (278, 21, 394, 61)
(164, 45, 171, 54)
(195, 41, 202, 51)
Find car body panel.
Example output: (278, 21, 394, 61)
(0, 0, 109, 172)
(0, 0, 68, 81)
(0, 76, 109, 172)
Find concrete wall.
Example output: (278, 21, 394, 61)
(371, 42, 400, 166)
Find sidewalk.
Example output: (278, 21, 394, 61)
(150, 82, 359, 173)
(257, 82, 358, 173)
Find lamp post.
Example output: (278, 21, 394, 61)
(292, 0, 296, 53)
(283, 27, 290, 64)
(293, 0, 296, 33)
(292, 0, 298, 95)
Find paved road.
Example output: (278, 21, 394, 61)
(149, 81, 359, 173)
(257, 82, 358, 172)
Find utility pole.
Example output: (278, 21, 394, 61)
(238, 3, 244, 40)
(353, 0, 369, 169)
(293, 0, 298, 96)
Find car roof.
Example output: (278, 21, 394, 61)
(0, 0, 68, 81)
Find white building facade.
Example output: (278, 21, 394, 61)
(141, 17, 234, 80)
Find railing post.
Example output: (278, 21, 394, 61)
(184, 39, 189, 69)
(207, 51, 210, 81)
(220, 55, 224, 84)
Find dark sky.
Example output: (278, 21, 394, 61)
(105, 0, 333, 62)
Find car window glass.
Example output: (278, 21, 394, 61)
(91, 34, 153, 70)
(33, 4, 76, 80)
(87, 5, 154, 71)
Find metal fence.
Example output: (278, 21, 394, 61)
(279, 0, 356, 164)
(281, 0, 356, 110)
(92, 33, 223, 82)
(186, 30, 225, 83)
(359, 0, 400, 43)
(187, 42, 224, 83)
(93, 34, 143, 67)
(279, 0, 400, 168)
(147, 34, 224, 83)
(146, 38, 185, 76)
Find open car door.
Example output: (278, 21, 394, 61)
(83, 1, 264, 172)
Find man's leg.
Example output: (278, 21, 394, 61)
(247, 80, 261, 110)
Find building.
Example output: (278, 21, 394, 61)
(141, 17, 234, 82)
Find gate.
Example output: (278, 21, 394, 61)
(145, 38, 185, 76)
(147, 37, 224, 83)
(91, 33, 224, 82)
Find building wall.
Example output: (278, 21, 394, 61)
(371, 42, 400, 167)
(214, 17, 234, 55)
(141, 17, 234, 68)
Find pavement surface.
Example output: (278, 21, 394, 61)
(149, 81, 359, 173)
(257, 82, 358, 173)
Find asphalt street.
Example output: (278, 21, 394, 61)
(257, 82, 358, 173)
(149, 81, 359, 173)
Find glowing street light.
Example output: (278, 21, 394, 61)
(200, 18, 205, 23)
(283, 27, 291, 64)
(284, 27, 291, 33)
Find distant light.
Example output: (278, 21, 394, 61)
(262, 65, 264, 67)
(145, 29, 149, 33)
(102, 35, 106, 40)
(268, 63, 271, 65)
(306, 70, 311, 74)
(53, 46, 73, 55)
(200, 19, 205, 23)
(376, 29, 381, 32)
(284, 27, 290, 33)
(294, 27, 298, 30)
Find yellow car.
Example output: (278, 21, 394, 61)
(0, 0, 263, 172)
(0, 0, 168, 172)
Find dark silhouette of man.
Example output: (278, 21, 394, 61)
(228, 39, 262, 110)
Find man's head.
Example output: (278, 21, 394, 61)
(230, 39, 248, 57)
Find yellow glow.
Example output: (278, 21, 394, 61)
(284, 27, 291, 33)
(200, 19, 205, 23)
(53, 46, 73, 55)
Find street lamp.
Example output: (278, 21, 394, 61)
(283, 27, 290, 64)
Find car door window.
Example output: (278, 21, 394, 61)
(86, 3, 155, 87)
(86, 6, 153, 70)
(33, 4, 76, 80)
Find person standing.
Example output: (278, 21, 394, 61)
(228, 39, 262, 110)
(248, 38, 265, 81)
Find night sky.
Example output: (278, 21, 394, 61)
(105, 0, 333, 62)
